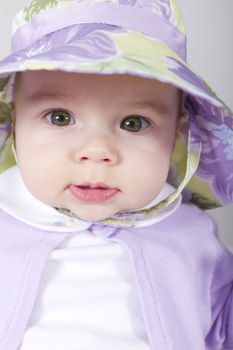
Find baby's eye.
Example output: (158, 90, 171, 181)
(120, 115, 150, 132)
(45, 110, 75, 127)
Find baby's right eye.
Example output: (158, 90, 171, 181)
(45, 110, 76, 127)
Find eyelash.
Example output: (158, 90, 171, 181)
(44, 110, 151, 132)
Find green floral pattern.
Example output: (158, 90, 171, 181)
(24, 0, 58, 22)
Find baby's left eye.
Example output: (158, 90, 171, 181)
(120, 115, 150, 132)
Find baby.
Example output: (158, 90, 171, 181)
(0, 0, 233, 349)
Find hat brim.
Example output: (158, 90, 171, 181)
(0, 25, 225, 105)
(0, 24, 232, 208)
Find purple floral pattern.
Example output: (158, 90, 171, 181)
(213, 126, 233, 161)
(186, 95, 233, 204)
(2, 24, 121, 65)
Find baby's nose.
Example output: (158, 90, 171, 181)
(71, 135, 119, 165)
(79, 147, 118, 164)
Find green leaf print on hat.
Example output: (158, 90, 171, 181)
(24, 0, 58, 22)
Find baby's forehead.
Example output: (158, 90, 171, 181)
(14, 70, 181, 112)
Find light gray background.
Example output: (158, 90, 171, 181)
(0, 1, 232, 250)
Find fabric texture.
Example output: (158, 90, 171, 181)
(0, 204, 233, 350)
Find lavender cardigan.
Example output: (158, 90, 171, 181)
(0, 204, 233, 350)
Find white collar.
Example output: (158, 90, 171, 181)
(0, 166, 181, 232)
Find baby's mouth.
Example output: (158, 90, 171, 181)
(68, 182, 120, 203)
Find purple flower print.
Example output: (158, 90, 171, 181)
(180, 95, 233, 204)
(213, 126, 233, 161)
(1, 24, 122, 65)
(186, 97, 233, 204)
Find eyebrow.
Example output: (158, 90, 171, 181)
(24, 91, 70, 102)
(128, 101, 173, 116)
(24, 92, 173, 115)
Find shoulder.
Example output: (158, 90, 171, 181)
(140, 203, 217, 240)
(133, 203, 220, 262)
(130, 204, 233, 283)
(166, 203, 218, 251)
(168, 202, 217, 235)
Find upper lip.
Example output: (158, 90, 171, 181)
(74, 182, 118, 190)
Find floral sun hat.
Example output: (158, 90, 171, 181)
(0, 0, 232, 225)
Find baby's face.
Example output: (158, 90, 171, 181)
(13, 71, 180, 221)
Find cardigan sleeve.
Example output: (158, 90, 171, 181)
(205, 218, 233, 349)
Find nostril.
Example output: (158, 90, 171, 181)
(78, 155, 114, 162)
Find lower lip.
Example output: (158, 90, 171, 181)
(68, 185, 119, 203)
